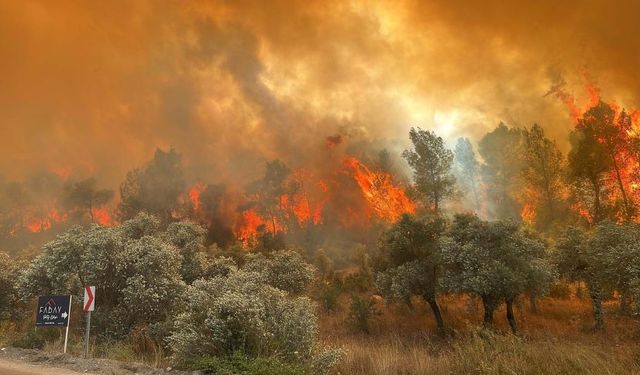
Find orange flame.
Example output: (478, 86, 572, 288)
(92, 207, 113, 226)
(234, 209, 285, 245)
(26, 208, 67, 233)
(343, 157, 415, 222)
(188, 182, 206, 211)
(520, 203, 535, 225)
(553, 81, 640, 223)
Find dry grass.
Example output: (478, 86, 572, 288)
(321, 294, 640, 374)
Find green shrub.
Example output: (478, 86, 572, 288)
(244, 250, 316, 295)
(188, 352, 312, 375)
(320, 283, 342, 312)
(10, 329, 57, 349)
(17, 214, 188, 340)
(343, 272, 372, 293)
(347, 294, 379, 334)
(168, 270, 319, 364)
(0, 252, 20, 320)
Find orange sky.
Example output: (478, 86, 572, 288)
(1, 0, 639, 187)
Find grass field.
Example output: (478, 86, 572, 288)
(2, 292, 639, 374)
(322, 294, 640, 374)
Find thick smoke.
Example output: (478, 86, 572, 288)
(0, 0, 639, 188)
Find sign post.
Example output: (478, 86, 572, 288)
(35, 295, 72, 354)
(64, 296, 72, 354)
(83, 286, 95, 358)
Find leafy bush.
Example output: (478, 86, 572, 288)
(311, 347, 346, 375)
(163, 221, 208, 283)
(168, 269, 318, 365)
(10, 329, 58, 349)
(17, 213, 188, 340)
(244, 250, 316, 295)
(0, 252, 19, 320)
(347, 294, 379, 334)
(320, 282, 342, 312)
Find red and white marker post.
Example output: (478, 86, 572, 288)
(83, 286, 95, 358)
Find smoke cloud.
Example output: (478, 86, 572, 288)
(1, 0, 638, 187)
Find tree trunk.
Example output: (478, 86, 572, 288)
(589, 287, 604, 330)
(482, 296, 496, 328)
(611, 154, 633, 220)
(592, 178, 601, 225)
(466, 296, 479, 318)
(620, 289, 632, 315)
(471, 179, 480, 213)
(426, 297, 445, 335)
(529, 294, 538, 313)
(88, 199, 95, 223)
(506, 299, 517, 334)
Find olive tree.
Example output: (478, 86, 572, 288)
(555, 221, 640, 329)
(442, 214, 555, 333)
(375, 214, 447, 333)
(590, 222, 640, 314)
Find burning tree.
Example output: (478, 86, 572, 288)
(61, 178, 114, 225)
(566, 102, 640, 224)
(344, 157, 415, 222)
(551, 81, 640, 225)
(245, 159, 292, 235)
(197, 184, 236, 247)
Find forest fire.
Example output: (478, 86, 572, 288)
(26, 208, 67, 233)
(4, 2, 640, 373)
(232, 156, 415, 245)
(520, 203, 535, 225)
(550, 82, 640, 224)
(343, 157, 416, 222)
(188, 183, 206, 211)
(92, 207, 113, 227)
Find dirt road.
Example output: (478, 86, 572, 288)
(0, 347, 187, 375)
(0, 357, 91, 375)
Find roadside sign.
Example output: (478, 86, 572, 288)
(83, 286, 95, 358)
(35, 295, 72, 327)
(83, 286, 95, 312)
(35, 295, 73, 354)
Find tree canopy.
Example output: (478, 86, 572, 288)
(442, 213, 555, 332)
(403, 127, 456, 214)
(375, 213, 447, 332)
(118, 148, 185, 222)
